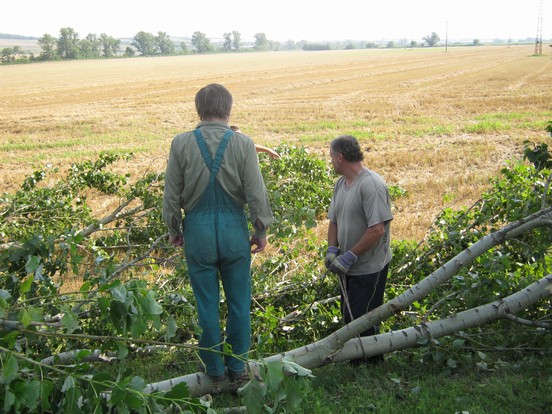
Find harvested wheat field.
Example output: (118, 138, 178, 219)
(1, 45, 551, 242)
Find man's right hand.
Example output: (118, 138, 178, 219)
(251, 236, 267, 253)
(325, 246, 340, 269)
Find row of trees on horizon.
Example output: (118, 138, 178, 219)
(1, 27, 532, 64)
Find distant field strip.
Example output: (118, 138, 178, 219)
(1, 45, 551, 240)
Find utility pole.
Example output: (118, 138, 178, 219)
(445, 21, 448, 52)
(535, 0, 544, 55)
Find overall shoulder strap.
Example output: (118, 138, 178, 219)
(192, 129, 213, 170)
(210, 129, 234, 178)
(193, 129, 234, 181)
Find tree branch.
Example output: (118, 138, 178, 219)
(503, 312, 552, 329)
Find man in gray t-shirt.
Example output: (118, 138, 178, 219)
(325, 135, 393, 365)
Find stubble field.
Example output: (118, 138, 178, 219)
(1, 45, 551, 242)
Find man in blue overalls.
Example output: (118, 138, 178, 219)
(163, 84, 273, 383)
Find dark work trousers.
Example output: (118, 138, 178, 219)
(341, 263, 389, 337)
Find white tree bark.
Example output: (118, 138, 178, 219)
(330, 274, 552, 363)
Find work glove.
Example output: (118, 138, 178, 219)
(325, 246, 340, 269)
(330, 250, 358, 275)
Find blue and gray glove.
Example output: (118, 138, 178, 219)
(325, 246, 340, 269)
(330, 250, 358, 274)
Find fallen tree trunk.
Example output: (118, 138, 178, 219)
(272, 207, 552, 368)
(141, 207, 552, 395)
(144, 273, 552, 396)
(330, 274, 552, 363)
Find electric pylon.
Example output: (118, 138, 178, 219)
(535, 0, 544, 55)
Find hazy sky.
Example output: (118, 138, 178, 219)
(2, 0, 548, 42)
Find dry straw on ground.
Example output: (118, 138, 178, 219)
(1, 45, 551, 242)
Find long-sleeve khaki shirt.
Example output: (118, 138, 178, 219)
(162, 121, 273, 239)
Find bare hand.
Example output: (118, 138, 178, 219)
(250, 236, 267, 253)
(169, 234, 183, 247)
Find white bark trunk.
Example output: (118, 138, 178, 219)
(331, 274, 552, 363)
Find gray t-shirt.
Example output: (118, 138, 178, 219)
(328, 168, 393, 275)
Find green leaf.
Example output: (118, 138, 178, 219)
(0, 331, 20, 349)
(117, 343, 129, 360)
(25, 255, 41, 274)
(1, 352, 19, 384)
(285, 377, 307, 409)
(98, 297, 110, 314)
(61, 311, 80, 334)
(75, 349, 91, 362)
(40, 381, 54, 411)
(19, 308, 32, 328)
(19, 306, 43, 328)
(124, 377, 146, 409)
(19, 276, 34, 294)
(241, 379, 266, 414)
(130, 314, 147, 338)
(164, 382, 190, 400)
(90, 372, 112, 394)
(79, 281, 91, 292)
(165, 315, 177, 341)
(263, 361, 284, 393)
(15, 379, 41, 410)
(4, 389, 15, 412)
(281, 358, 313, 377)
(452, 339, 466, 348)
(128, 376, 146, 391)
(62, 375, 76, 392)
(447, 358, 458, 368)
(110, 284, 128, 303)
(144, 291, 163, 315)
(62, 386, 83, 414)
(71, 254, 84, 275)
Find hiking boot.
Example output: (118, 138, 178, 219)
(197, 363, 226, 383)
(228, 370, 249, 393)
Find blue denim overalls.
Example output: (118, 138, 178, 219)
(183, 128, 252, 378)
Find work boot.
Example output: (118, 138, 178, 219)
(228, 369, 249, 393)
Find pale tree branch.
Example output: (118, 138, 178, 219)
(503, 312, 552, 329)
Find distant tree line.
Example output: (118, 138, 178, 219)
(361, 32, 492, 49)
(0, 27, 288, 64)
(1, 28, 539, 64)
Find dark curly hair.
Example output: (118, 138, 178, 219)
(331, 135, 364, 162)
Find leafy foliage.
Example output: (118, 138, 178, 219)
(259, 144, 335, 239)
(0, 136, 551, 412)
(387, 139, 552, 370)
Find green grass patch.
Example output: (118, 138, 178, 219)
(104, 349, 552, 413)
(463, 120, 510, 134)
(463, 111, 552, 135)
(296, 353, 552, 414)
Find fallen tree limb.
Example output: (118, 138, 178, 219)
(141, 207, 551, 397)
(142, 274, 551, 397)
